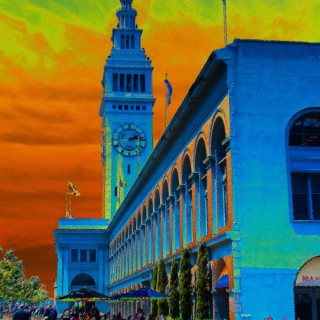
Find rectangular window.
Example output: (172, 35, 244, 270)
(80, 249, 87, 262)
(292, 173, 320, 220)
(140, 74, 145, 92)
(126, 35, 130, 49)
(128, 165, 131, 174)
(89, 249, 96, 262)
(131, 35, 134, 49)
(126, 74, 132, 92)
(120, 74, 125, 92)
(112, 74, 118, 91)
(71, 249, 78, 262)
(133, 74, 139, 92)
(121, 35, 125, 49)
(114, 186, 118, 196)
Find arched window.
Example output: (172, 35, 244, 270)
(171, 169, 180, 252)
(289, 111, 320, 220)
(195, 138, 208, 239)
(211, 118, 228, 229)
(147, 198, 153, 264)
(162, 180, 169, 257)
(154, 190, 160, 261)
(290, 113, 320, 146)
(182, 155, 192, 245)
(71, 273, 95, 287)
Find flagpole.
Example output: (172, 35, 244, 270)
(165, 73, 168, 128)
(222, 0, 228, 46)
(66, 180, 71, 218)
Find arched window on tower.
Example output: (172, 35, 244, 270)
(289, 111, 320, 220)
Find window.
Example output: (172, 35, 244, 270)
(126, 74, 132, 92)
(89, 249, 96, 262)
(128, 165, 131, 174)
(133, 74, 139, 92)
(131, 35, 135, 49)
(140, 75, 145, 92)
(121, 35, 125, 49)
(291, 173, 320, 220)
(71, 249, 78, 262)
(112, 74, 118, 91)
(126, 35, 130, 49)
(290, 113, 320, 146)
(120, 74, 125, 92)
(289, 111, 320, 221)
(80, 249, 87, 262)
(114, 186, 118, 196)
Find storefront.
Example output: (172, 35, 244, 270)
(295, 256, 320, 320)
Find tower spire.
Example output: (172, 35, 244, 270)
(100, 0, 156, 220)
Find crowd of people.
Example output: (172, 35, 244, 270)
(1, 305, 58, 320)
(1, 305, 163, 320)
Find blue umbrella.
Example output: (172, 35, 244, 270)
(121, 287, 169, 300)
(107, 292, 126, 301)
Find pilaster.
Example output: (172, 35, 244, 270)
(189, 172, 199, 245)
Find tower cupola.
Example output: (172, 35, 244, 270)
(116, 0, 137, 30)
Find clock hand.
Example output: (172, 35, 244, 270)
(128, 135, 139, 141)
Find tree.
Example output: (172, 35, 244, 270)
(19, 276, 48, 305)
(196, 243, 211, 320)
(0, 248, 48, 304)
(0, 248, 25, 302)
(151, 264, 158, 316)
(179, 248, 192, 320)
(157, 259, 168, 317)
(169, 258, 180, 319)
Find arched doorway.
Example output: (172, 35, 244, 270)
(214, 259, 230, 320)
(295, 257, 320, 320)
(71, 273, 96, 290)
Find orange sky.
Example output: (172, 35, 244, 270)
(0, 0, 319, 297)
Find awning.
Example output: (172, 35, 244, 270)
(215, 274, 229, 289)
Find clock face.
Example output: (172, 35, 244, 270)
(112, 123, 146, 156)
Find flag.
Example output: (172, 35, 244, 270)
(164, 78, 172, 106)
(119, 178, 127, 188)
(67, 181, 80, 196)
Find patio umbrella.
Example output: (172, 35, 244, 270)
(121, 287, 169, 300)
(107, 292, 126, 302)
(57, 288, 109, 302)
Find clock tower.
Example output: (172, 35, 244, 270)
(100, 0, 155, 220)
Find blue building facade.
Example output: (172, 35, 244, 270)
(54, 219, 109, 312)
(55, 1, 320, 319)
(105, 39, 320, 319)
